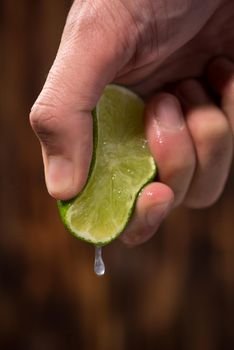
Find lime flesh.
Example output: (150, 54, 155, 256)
(58, 85, 156, 246)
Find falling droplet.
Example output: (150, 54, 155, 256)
(94, 246, 105, 276)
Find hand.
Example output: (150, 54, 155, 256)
(30, 0, 234, 245)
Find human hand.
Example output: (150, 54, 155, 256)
(30, 0, 234, 245)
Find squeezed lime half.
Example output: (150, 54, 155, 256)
(58, 85, 156, 245)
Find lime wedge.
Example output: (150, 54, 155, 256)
(58, 85, 156, 246)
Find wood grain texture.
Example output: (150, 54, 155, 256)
(0, 1, 234, 349)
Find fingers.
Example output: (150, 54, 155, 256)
(120, 183, 174, 246)
(30, 1, 127, 200)
(121, 60, 234, 246)
(121, 77, 233, 247)
(175, 79, 233, 208)
(145, 93, 196, 206)
(207, 57, 234, 132)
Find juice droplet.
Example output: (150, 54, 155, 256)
(142, 139, 148, 149)
(94, 246, 105, 276)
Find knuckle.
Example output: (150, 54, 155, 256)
(30, 103, 61, 144)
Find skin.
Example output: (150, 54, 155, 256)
(30, 0, 234, 246)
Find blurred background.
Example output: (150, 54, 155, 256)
(1, 1, 234, 349)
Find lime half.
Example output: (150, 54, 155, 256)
(58, 85, 156, 246)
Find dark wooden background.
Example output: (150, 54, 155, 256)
(0, 1, 234, 349)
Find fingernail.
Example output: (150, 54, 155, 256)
(146, 202, 171, 228)
(46, 157, 74, 199)
(155, 96, 183, 130)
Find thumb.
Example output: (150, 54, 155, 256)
(30, 2, 127, 200)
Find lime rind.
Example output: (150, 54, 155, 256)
(58, 85, 156, 246)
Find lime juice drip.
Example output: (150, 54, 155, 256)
(94, 246, 105, 276)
